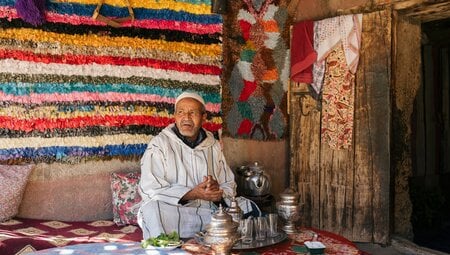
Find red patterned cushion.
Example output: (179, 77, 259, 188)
(0, 165, 33, 222)
(0, 218, 142, 255)
(110, 171, 142, 226)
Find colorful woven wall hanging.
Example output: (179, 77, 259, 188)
(222, 0, 290, 140)
(0, 0, 223, 163)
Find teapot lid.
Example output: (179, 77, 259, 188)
(281, 187, 297, 195)
(206, 204, 238, 233)
(211, 204, 232, 222)
(249, 161, 263, 173)
(210, 204, 232, 228)
(226, 197, 242, 214)
(236, 165, 249, 175)
(278, 188, 299, 203)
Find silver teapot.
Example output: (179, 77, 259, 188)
(236, 162, 271, 197)
(226, 197, 243, 223)
(197, 204, 240, 255)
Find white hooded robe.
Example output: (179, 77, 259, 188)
(138, 124, 254, 238)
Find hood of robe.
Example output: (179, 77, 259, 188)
(161, 123, 217, 150)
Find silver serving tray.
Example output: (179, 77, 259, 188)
(233, 232, 288, 250)
(195, 231, 288, 250)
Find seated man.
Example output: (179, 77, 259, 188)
(137, 92, 258, 239)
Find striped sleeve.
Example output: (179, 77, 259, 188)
(139, 136, 190, 205)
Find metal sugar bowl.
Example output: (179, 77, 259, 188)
(200, 204, 240, 255)
(276, 189, 300, 234)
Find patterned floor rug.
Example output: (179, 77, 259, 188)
(0, 218, 142, 255)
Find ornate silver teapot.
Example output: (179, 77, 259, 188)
(236, 162, 271, 197)
(197, 204, 239, 255)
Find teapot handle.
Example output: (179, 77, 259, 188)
(255, 178, 263, 188)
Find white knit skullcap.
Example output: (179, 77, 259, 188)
(175, 92, 205, 107)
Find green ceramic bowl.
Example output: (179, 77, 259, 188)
(304, 241, 326, 254)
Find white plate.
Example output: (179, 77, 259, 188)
(144, 241, 183, 251)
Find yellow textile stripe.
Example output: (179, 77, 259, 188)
(210, 116, 222, 125)
(58, 0, 211, 15)
(0, 133, 152, 149)
(0, 28, 222, 57)
(0, 105, 170, 119)
(0, 38, 222, 67)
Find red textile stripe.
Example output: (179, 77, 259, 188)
(0, 115, 222, 132)
(201, 122, 221, 132)
(0, 115, 172, 132)
(48, 13, 222, 35)
(0, 7, 222, 34)
(0, 49, 222, 75)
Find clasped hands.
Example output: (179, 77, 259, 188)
(181, 175, 223, 202)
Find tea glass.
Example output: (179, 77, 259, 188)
(267, 213, 280, 237)
(240, 218, 253, 244)
(255, 216, 268, 241)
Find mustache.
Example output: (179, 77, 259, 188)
(180, 120, 194, 125)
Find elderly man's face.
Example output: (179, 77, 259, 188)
(174, 98, 206, 141)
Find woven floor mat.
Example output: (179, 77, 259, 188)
(0, 218, 142, 255)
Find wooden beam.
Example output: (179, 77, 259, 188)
(354, 9, 392, 244)
(289, 83, 321, 228)
(391, 13, 422, 239)
(289, 0, 450, 23)
(289, 0, 388, 22)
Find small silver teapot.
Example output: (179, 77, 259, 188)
(197, 204, 239, 255)
(237, 162, 271, 197)
(226, 197, 243, 223)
